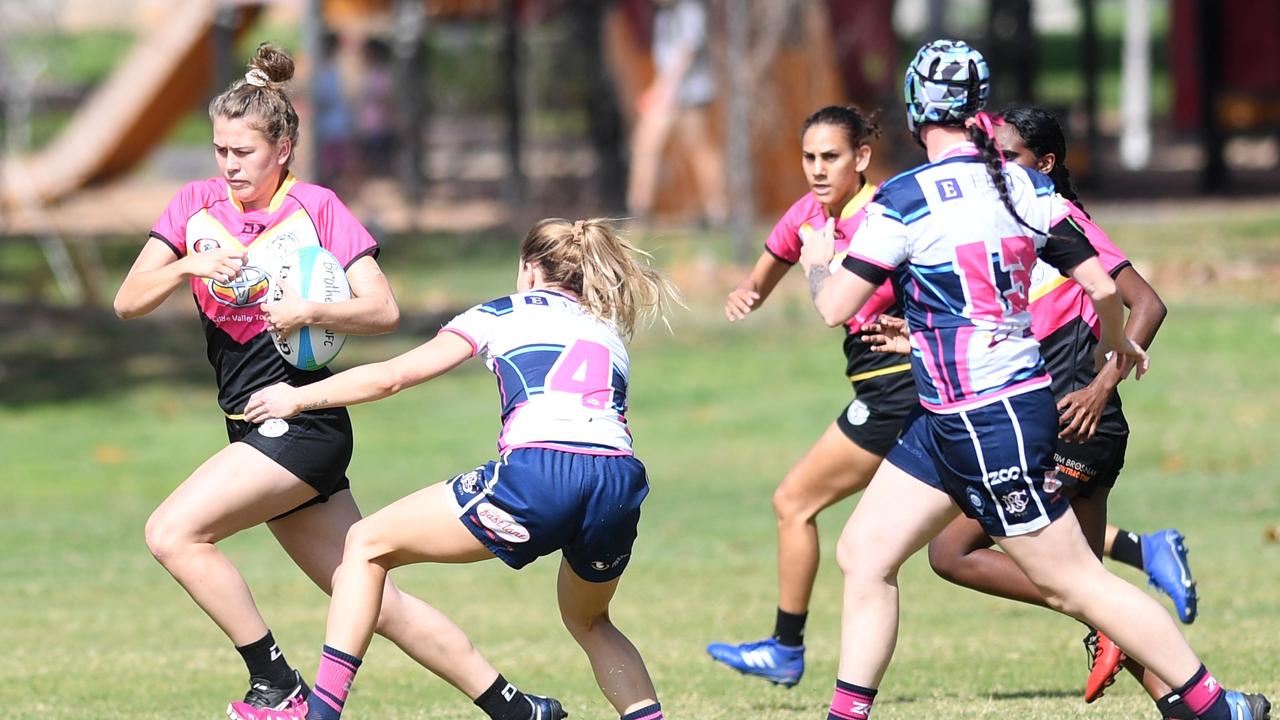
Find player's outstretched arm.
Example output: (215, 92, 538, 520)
(725, 252, 791, 322)
(243, 331, 473, 421)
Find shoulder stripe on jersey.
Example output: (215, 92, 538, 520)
(479, 297, 515, 316)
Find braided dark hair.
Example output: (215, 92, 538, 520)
(801, 104, 880, 148)
(966, 117, 1043, 238)
(998, 104, 1085, 215)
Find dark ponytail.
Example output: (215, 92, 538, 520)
(998, 104, 1085, 215)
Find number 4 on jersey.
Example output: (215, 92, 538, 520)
(547, 340, 614, 409)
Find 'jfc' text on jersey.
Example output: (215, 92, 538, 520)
(842, 144, 1097, 413)
(441, 290, 633, 456)
(150, 175, 378, 414)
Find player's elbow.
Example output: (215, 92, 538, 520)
(816, 301, 846, 328)
(113, 294, 143, 320)
(1087, 281, 1117, 305)
(380, 302, 401, 334)
(365, 293, 400, 335)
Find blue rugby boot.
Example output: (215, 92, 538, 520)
(706, 637, 804, 688)
(526, 693, 568, 720)
(1141, 529, 1198, 623)
(1224, 690, 1271, 720)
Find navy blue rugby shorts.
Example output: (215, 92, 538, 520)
(446, 447, 649, 582)
(886, 388, 1071, 537)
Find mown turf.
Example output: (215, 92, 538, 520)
(1, 214, 1278, 719)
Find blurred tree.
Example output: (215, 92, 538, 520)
(567, 0, 627, 213)
(393, 0, 428, 201)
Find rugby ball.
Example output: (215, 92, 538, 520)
(269, 246, 351, 370)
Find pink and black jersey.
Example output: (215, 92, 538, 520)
(765, 184, 909, 383)
(441, 290, 633, 456)
(841, 143, 1098, 413)
(1030, 198, 1132, 434)
(149, 175, 378, 414)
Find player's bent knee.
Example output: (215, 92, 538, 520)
(836, 531, 895, 584)
(143, 511, 196, 565)
(771, 483, 801, 522)
(342, 517, 389, 563)
(926, 542, 964, 582)
(560, 606, 610, 637)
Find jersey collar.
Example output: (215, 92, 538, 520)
(935, 141, 980, 161)
(839, 181, 878, 220)
(226, 173, 298, 214)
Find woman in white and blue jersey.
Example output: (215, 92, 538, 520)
(230, 219, 678, 720)
(800, 40, 1269, 720)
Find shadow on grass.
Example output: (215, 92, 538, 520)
(0, 301, 457, 408)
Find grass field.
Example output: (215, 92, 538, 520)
(1, 208, 1278, 719)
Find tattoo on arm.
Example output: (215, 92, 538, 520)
(300, 398, 328, 411)
(805, 263, 831, 300)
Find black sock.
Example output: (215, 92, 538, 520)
(1157, 691, 1198, 720)
(1110, 529, 1145, 570)
(772, 607, 808, 647)
(235, 630, 295, 688)
(475, 674, 533, 720)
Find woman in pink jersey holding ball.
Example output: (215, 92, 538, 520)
(115, 44, 565, 719)
(707, 105, 917, 687)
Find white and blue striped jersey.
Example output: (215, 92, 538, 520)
(441, 289, 633, 455)
(842, 143, 1097, 413)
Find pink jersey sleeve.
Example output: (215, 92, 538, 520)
(762, 202, 803, 263)
(149, 181, 205, 257)
(1068, 205, 1129, 275)
(313, 188, 379, 268)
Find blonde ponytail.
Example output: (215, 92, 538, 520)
(520, 218, 683, 338)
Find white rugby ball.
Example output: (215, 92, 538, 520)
(269, 246, 351, 370)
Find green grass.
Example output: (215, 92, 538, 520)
(1, 216, 1278, 718)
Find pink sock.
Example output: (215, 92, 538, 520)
(828, 680, 877, 719)
(1177, 665, 1224, 717)
(308, 645, 362, 720)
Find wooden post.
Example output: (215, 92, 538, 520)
(1081, 0, 1099, 185)
(1197, 0, 1225, 191)
(501, 0, 526, 208)
(302, 0, 324, 182)
(393, 0, 428, 202)
(725, 0, 754, 262)
(569, 0, 626, 213)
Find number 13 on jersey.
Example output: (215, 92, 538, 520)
(953, 236, 1035, 320)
